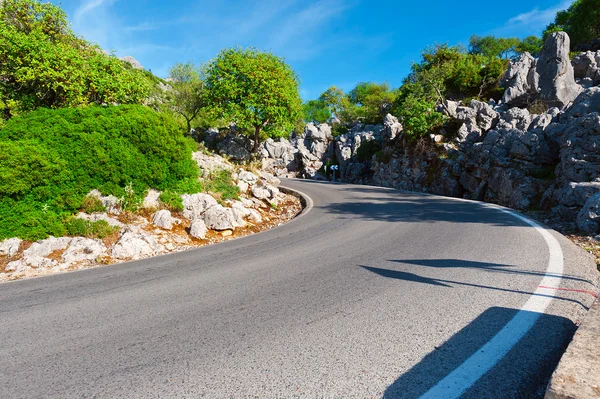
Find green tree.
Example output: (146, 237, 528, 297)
(166, 62, 206, 133)
(0, 0, 150, 118)
(346, 82, 398, 124)
(303, 99, 330, 123)
(204, 47, 302, 153)
(318, 86, 346, 120)
(544, 0, 600, 47)
(515, 36, 543, 57)
(469, 35, 520, 59)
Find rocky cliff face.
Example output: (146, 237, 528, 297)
(219, 32, 600, 234)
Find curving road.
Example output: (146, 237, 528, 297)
(1, 180, 598, 398)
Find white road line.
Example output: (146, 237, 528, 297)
(419, 204, 564, 399)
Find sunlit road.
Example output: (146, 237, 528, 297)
(1, 180, 597, 398)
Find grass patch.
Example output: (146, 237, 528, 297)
(65, 218, 118, 239)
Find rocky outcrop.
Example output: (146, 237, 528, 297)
(536, 32, 582, 108)
(0, 238, 21, 258)
(120, 56, 144, 70)
(112, 229, 164, 260)
(501, 52, 539, 107)
(572, 50, 600, 87)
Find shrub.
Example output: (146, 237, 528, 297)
(0, 105, 201, 240)
(355, 140, 382, 162)
(159, 191, 184, 212)
(65, 218, 118, 239)
(81, 196, 106, 214)
(204, 169, 240, 200)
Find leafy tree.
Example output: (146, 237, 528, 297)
(166, 62, 206, 133)
(469, 35, 520, 59)
(204, 47, 302, 153)
(346, 82, 397, 124)
(0, 0, 150, 119)
(303, 99, 330, 123)
(318, 86, 346, 120)
(515, 36, 543, 57)
(544, 0, 600, 48)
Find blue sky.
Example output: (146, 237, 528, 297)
(50, 0, 573, 100)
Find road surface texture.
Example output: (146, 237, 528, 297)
(1, 180, 598, 399)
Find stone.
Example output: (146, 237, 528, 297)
(216, 134, 252, 161)
(61, 238, 107, 265)
(572, 50, 600, 85)
(536, 32, 582, 108)
(577, 193, 600, 234)
(247, 209, 262, 223)
(568, 87, 600, 118)
(16, 236, 72, 269)
(251, 185, 272, 200)
(181, 193, 218, 221)
(501, 52, 539, 107)
(238, 170, 259, 185)
(469, 100, 499, 131)
(120, 56, 143, 70)
(87, 190, 121, 215)
(237, 180, 249, 193)
(192, 152, 233, 178)
(0, 238, 22, 258)
(498, 107, 532, 131)
(112, 230, 164, 260)
(189, 219, 208, 239)
(221, 230, 233, 237)
(143, 189, 161, 209)
(203, 205, 236, 231)
(259, 171, 281, 187)
(152, 210, 177, 230)
(383, 113, 403, 141)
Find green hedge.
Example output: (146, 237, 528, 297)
(0, 105, 200, 240)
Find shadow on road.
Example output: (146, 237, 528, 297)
(382, 307, 575, 399)
(361, 265, 589, 309)
(315, 184, 527, 228)
(393, 259, 595, 286)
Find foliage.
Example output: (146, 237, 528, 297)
(345, 82, 398, 124)
(159, 191, 184, 212)
(544, 0, 600, 48)
(0, 0, 151, 119)
(0, 105, 201, 240)
(469, 35, 521, 59)
(303, 99, 330, 123)
(164, 62, 206, 133)
(204, 47, 302, 152)
(515, 36, 544, 57)
(65, 218, 118, 239)
(204, 169, 240, 200)
(355, 140, 382, 162)
(81, 196, 106, 214)
(318, 86, 346, 120)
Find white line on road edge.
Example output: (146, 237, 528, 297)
(419, 204, 564, 399)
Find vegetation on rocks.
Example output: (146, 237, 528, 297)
(544, 0, 600, 48)
(0, 105, 202, 240)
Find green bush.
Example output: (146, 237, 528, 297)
(159, 191, 184, 212)
(355, 140, 382, 162)
(65, 218, 118, 239)
(205, 169, 240, 200)
(544, 0, 600, 48)
(81, 196, 106, 214)
(0, 105, 201, 240)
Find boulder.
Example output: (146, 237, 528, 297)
(181, 193, 218, 220)
(143, 189, 161, 209)
(112, 230, 164, 260)
(572, 50, 600, 86)
(536, 32, 582, 108)
(120, 56, 143, 70)
(192, 152, 233, 178)
(383, 113, 403, 141)
(577, 193, 600, 234)
(87, 190, 121, 214)
(189, 219, 208, 239)
(238, 170, 259, 185)
(501, 52, 539, 107)
(61, 238, 107, 265)
(152, 210, 178, 230)
(0, 238, 21, 258)
(216, 134, 252, 161)
(203, 205, 236, 231)
(567, 87, 600, 117)
(8, 236, 72, 270)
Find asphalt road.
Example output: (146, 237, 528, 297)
(1, 180, 598, 399)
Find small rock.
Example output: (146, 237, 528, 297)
(61, 238, 107, 265)
(252, 185, 272, 200)
(181, 193, 219, 221)
(0, 238, 22, 258)
(203, 205, 235, 231)
(112, 230, 164, 260)
(152, 210, 177, 230)
(189, 220, 208, 239)
(238, 170, 259, 185)
(221, 230, 233, 237)
(143, 189, 162, 209)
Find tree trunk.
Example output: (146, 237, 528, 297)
(252, 126, 261, 153)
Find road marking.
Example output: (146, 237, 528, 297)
(419, 204, 564, 399)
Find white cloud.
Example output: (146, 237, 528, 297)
(74, 0, 117, 24)
(500, 0, 573, 34)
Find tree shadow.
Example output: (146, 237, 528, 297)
(382, 307, 575, 399)
(361, 265, 589, 309)
(391, 259, 595, 286)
